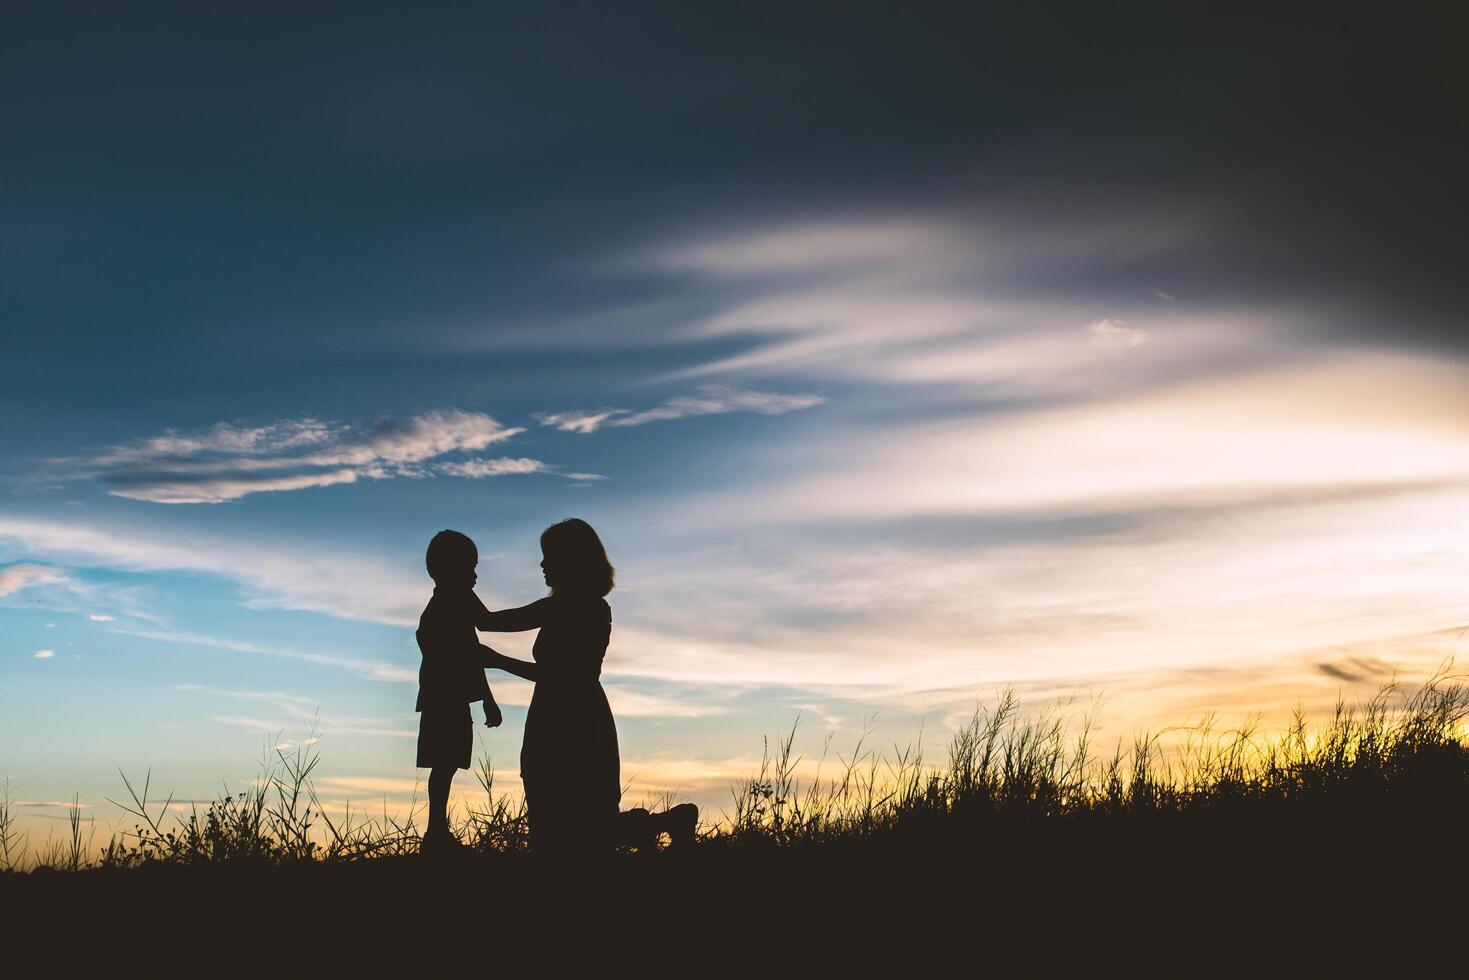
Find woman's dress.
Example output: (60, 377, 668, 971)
(519, 594, 620, 850)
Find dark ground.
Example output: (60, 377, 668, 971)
(3, 805, 1459, 971)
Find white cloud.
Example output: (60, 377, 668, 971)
(436, 457, 602, 481)
(536, 385, 824, 434)
(110, 467, 365, 504)
(612, 386, 824, 427)
(130, 626, 417, 682)
(649, 219, 955, 277)
(87, 613, 114, 622)
(1088, 318, 1147, 348)
(86, 409, 533, 504)
(534, 410, 623, 434)
(711, 352, 1469, 523)
(633, 209, 1207, 393)
(212, 714, 414, 739)
(33, 649, 54, 659)
(603, 477, 1469, 705)
(96, 419, 333, 466)
(0, 563, 66, 597)
(0, 514, 425, 625)
(603, 683, 734, 718)
(315, 775, 425, 795)
(438, 457, 547, 477)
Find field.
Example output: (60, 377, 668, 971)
(3, 670, 1465, 962)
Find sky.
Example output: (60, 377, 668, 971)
(3, 2, 1467, 839)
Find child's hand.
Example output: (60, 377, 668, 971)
(483, 699, 503, 728)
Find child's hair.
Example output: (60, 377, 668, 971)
(541, 518, 615, 598)
(426, 529, 477, 581)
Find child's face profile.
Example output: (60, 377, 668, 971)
(439, 559, 477, 589)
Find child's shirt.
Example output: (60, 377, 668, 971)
(415, 586, 494, 712)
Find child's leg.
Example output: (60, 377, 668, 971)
(428, 766, 455, 836)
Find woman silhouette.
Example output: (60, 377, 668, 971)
(475, 518, 695, 855)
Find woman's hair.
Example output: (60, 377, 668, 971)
(541, 518, 615, 598)
(426, 529, 477, 581)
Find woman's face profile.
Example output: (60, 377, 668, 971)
(540, 549, 555, 589)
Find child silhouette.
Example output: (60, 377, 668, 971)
(415, 529, 502, 854)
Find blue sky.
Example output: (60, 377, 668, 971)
(3, 3, 1467, 836)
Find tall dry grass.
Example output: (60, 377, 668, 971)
(5, 665, 1466, 872)
(723, 666, 1469, 847)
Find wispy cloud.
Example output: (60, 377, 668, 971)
(534, 409, 624, 434)
(0, 562, 66, 597)
(705, 353, 1469, 524)
(609, 478, 1469, 702)
(120, 626, 417, 682)
(13, 800, 91, 809)
(536, 385, 823, 434)
(0, 515, 425, 625)
(648, 218, 955, 277)
(82, 410, 539, 503)
(1088, 318, 1147, 349)
(212, 714, 414, 739)
(33, 649, 54, 659)
(436, 457, 600, 481)
(630, 212, 1250, 403)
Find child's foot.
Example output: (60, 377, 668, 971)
(421, 828, 465, 857)
(662, 803, 699, 849)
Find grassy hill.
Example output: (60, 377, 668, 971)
(3, 670, 1464, 962)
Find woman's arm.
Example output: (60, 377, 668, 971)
(468, 593, 550, 632)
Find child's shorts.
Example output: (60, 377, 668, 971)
(417, 703, 473, 770)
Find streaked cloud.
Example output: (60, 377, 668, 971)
(436, 457, 599, 481)
(715, 353, 1469, 523)
(0, 514, 424, 625)
(643, 212, 1234, 404)
(0, 562, 66, 597)
(1088, 318, 1147, 349)
(213, 714, 414, 739)
(534, 410, 624, 434)
(33, 649, 55, 659)
(315, 775, 425, 795)
(13, 800, 90, 808)
(131, 626, 417, 682)
(536, 385, 823, 434)
(87, 613, 114, 622)
(603, 683, 735, 719)
(84, 410, 532, 503)
(95, 419, 334, 466)
(608, 479, 1469, 705)
(649, 219, 955, 277)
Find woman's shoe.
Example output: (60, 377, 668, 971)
(620, 807, 657, 852)
(662, 803, 699, 849)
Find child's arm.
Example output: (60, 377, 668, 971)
(471, 632, 542, 683)
(483, 648, 541, 682)
(482, 690, 503, 728)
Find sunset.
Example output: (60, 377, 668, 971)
(2, 2, 1466, 954)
